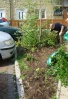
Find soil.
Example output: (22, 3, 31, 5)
(19, 47, 58, 99)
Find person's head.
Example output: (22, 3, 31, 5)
(50, 23, 55, 30)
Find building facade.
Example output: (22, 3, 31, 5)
(0, 0, 68, 20)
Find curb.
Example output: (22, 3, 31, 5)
(15, 60, 25, 99)
(56, 80, 61, 99)
(59, 86, 68, 99)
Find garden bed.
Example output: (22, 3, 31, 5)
(17, 47, 58, 99)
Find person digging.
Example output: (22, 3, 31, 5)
(50, 23, 67, 45)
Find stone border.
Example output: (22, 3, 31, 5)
(15, 60, 25, 99)
(56, 80, 61, 99)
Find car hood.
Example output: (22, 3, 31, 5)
(0, 31, 11, 41)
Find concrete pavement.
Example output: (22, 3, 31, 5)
(59, 86, 68, 99)
(0, 59, 18, 99)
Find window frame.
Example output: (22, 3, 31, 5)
(35, 9, 46, 19)
(0, 9, 5, 18)
(53, 7, 62, 16)
(16, 9, 27, 20)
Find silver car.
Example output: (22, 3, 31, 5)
(0, 31, 15, 60)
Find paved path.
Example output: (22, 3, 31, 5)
(60, 86, 68, 99)
(0, 59, 18, 99)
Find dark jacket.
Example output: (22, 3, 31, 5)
(51, 23, 67, 32)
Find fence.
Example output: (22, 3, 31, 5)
(10, 19, 68, 28)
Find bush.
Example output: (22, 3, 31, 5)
(36, 30, 59, 48)
(47, 46, 68, 86)
(21, 26, 59, 50)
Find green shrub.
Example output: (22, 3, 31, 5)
(47, 46, 68, 86)
(37, 30, 59, 47)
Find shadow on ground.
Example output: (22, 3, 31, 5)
(0, 59, 18, 99)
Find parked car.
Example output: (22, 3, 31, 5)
(0, 17, 10, 26)
(0, 31, 15, 60)
(0, 25, 22, 41)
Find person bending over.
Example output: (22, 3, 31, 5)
(50, 23, 67, 44)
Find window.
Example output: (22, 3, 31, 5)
(63, 0, 68, 7)
(35, 9, 46, 19)
(0, 9, 5, 18)
(35, 9, 39, 18)
(41, 9, 45, 18)
(54, 7, 62, 16)
(16, 9, 27, 20)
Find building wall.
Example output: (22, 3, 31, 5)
(13, 0, 24, 19)
(0, 0, 64, 20)
(0, 0, 10, 19)
(13, 0, 63, 19)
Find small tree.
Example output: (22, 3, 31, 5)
(19, 0, 60, 50)
(20, 0, 40, 50)
(20, 0, 55, 50)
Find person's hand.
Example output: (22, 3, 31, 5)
(59, 32, 63, 36)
